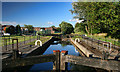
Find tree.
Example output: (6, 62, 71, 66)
(5, 27, 9, 33)
(16, 24, 22, 35)
(59, 21, 74, 34)
(74, 22, 86, 33)
(24, 24, 34, 33)
(51, 25, 55, 28)
(70, 2, 120, 39)
(56, 27, 61, 32)
(70, 2, 92, 34)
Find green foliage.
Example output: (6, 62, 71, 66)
(71, 2, 120, 39)
(16, 24, 22, 35)
(59, 21, 74, 34)
(5, 27, 9, 33)
(24, 24, 34, 33)
(55, 27, 61, 32)
(51, 25, 55, 28)
(37, 31, 43, 35)
(5, 26, 15, 34)
(74, 22, 86, 33)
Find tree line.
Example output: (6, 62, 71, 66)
(5, 24, 34, 35)
(68, 2, 120, 39)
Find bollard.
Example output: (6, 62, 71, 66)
(53, 50, 60, 71)
(61, 50, 68, 71)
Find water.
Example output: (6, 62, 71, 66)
(30, 40, 80, 71)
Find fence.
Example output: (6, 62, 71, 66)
(1, 35, 38, 52)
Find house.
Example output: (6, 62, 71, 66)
(34, 27, 60, 34)
(21, 27, 29, 34)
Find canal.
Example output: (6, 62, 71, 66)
(29, 40, 98, 72)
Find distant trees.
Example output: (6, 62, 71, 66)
(70, 2, 120, 39)
(16, 24, 22, 35)
(59, 21, 74, 34)
(5, 27, 9, 33)
(51, 25, 55, 28)
(24, 24, 34, 33)
(55, 27, 61, 32)
(4, 26, 15, 35)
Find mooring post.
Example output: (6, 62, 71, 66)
(60, 50, 68, 71)
(53, 50, 60, 71)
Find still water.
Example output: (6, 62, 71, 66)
(30, 40, 80, 71)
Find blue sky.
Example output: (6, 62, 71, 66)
(2, 2, 79, 27)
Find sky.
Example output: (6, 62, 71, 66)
(2, 2, 82, 27)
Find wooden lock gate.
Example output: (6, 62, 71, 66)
(2, 50, 120, 71)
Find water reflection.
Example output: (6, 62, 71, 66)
(75, 48, 79, 53)
(30, 40, 80, 71)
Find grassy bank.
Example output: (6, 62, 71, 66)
(26, 36, 52, 45)
(1, 36, 51, 46)
(72, 32, 120, 46)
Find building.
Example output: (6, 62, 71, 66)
(34, 27, 60, 34)
(21, 27, 29, 34)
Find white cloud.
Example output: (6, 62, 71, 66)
(47, 21, 53, 24)
(0, 21, 24, 26)
(69, 19, 84, 23)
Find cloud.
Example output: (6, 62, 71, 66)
(0, 21, 24, 26)
(47, 22, 53, 24)
(69, 19, 84, 23)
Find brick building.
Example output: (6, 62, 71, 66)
(34, 27, 59, 34)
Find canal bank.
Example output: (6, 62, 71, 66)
(26, 37, 56, 56)
(30, 40, 104, 72)
(2, 36, 112, 72)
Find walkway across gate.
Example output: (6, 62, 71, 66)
(2, 50, 120, 71)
